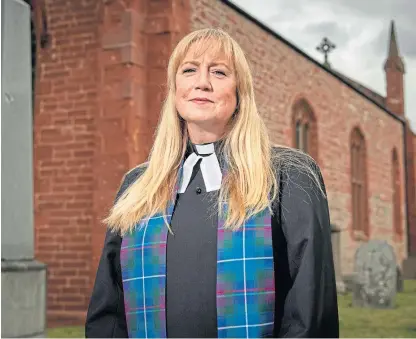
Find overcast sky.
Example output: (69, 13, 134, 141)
(232, 0, 416, 131)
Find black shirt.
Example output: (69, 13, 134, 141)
(166, 160, 219, 337)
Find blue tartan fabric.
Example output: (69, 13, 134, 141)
(120, 162, 275, 338)
(216, 205, 275, 338)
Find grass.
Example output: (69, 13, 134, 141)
(47, 280, 416, 338)
(47, 326, 84, 338)
(338, 279, 416, 337)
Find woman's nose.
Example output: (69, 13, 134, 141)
(194, 69, 212, 91)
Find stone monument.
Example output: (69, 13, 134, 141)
(352, 240, 397, 309)
(396, 266, 404, 293)
(330, 224, 346, 293)
(1, 0, 47, 337)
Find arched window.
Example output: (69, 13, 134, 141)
(292, 99, 317, 160)
(350, 127, 369, 239)
(392, 148, 402, 238)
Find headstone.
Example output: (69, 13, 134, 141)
(396, 266, 404, 292)
(330, 224, 346, 293)
(342, 273, 357, 293)
(403, 255, 416, 279)
(353, 240, 397, 308)
(1, 0, 47, 337)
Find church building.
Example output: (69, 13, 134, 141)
(29, 0, 416, 325)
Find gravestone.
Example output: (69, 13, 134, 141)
(330, 224, 346, 293)
(396, 266, 404, 293)
(1, 0, 47, 337)
(353, 240, 397, 308)
(403, 256, 416, 279)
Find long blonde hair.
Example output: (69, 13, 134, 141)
(105, 28, 304, 235)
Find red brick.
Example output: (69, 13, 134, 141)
(41, 160, 65, 168)
(73, 150, 94, 158)
(38, 202, 64, 211)
(34, 0, 99, 324)
(63, 304, 86, 311)
(66, 201, 92, 209)
(54, 150, 72, 159)
(35, 146, 53, 158)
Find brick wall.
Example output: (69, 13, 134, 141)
(34, 0, 190, 326)
(408, 127, 416, 254)
(91, 0, 150, 300)
(34, 0, 99, 324)
(414, 132, 416, 251)
(92, 0, 190, 299)
(190, 0, 407, 275)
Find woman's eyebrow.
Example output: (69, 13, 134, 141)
(181, 60, 231, 71)
(181, 60, 200, 66)
(210, 62, 231, 71)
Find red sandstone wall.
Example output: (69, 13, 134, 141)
(409, 128, 416, 254)
(92, 0, 190, 295)
(34, 0, 99, 324)
(190, 0, 407, 274)
(34, 0, 190, 326)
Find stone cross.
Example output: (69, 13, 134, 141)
(316, 37, 336, 68)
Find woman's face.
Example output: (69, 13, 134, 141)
(175, 43, 237, 142)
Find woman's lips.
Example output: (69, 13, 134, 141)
(190, 98, 213, 104)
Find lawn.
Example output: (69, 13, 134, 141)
(47, 326, 85, 338)
(338, 279, 416, 337)
(48, 280, 416, 338)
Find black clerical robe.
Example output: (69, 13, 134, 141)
(85, 147, 339, 338)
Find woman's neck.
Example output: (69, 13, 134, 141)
(186, 123, 225, 145)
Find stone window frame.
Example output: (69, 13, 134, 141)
(350, 127, 369, 240)
(392, 148, 403, 240)
(292, 98, 318, 161)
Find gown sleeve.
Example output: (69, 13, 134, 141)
(275, 158, 339, 338)
(85, 171, 138, 338)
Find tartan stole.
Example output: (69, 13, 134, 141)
(120, 162, 275, 338)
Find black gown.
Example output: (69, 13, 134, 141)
(85, 147, 339, 338)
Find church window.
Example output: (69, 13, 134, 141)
(292, 98, 317, 160)
(392, 148, 402, 238)
(350, 127, 369, 239)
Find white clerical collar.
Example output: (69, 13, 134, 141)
(178, 142, 222, 193)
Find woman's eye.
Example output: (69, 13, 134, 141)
(213, 70, 226, 76)
(183, 68, 195, 73)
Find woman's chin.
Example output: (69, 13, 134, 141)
(184, 115, 215, 124)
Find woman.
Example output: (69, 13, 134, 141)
(85, 28, 339, 338)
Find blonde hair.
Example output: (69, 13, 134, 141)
(105, 28, 322, 235)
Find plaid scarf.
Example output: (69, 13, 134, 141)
(120, 161, 275, 338)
